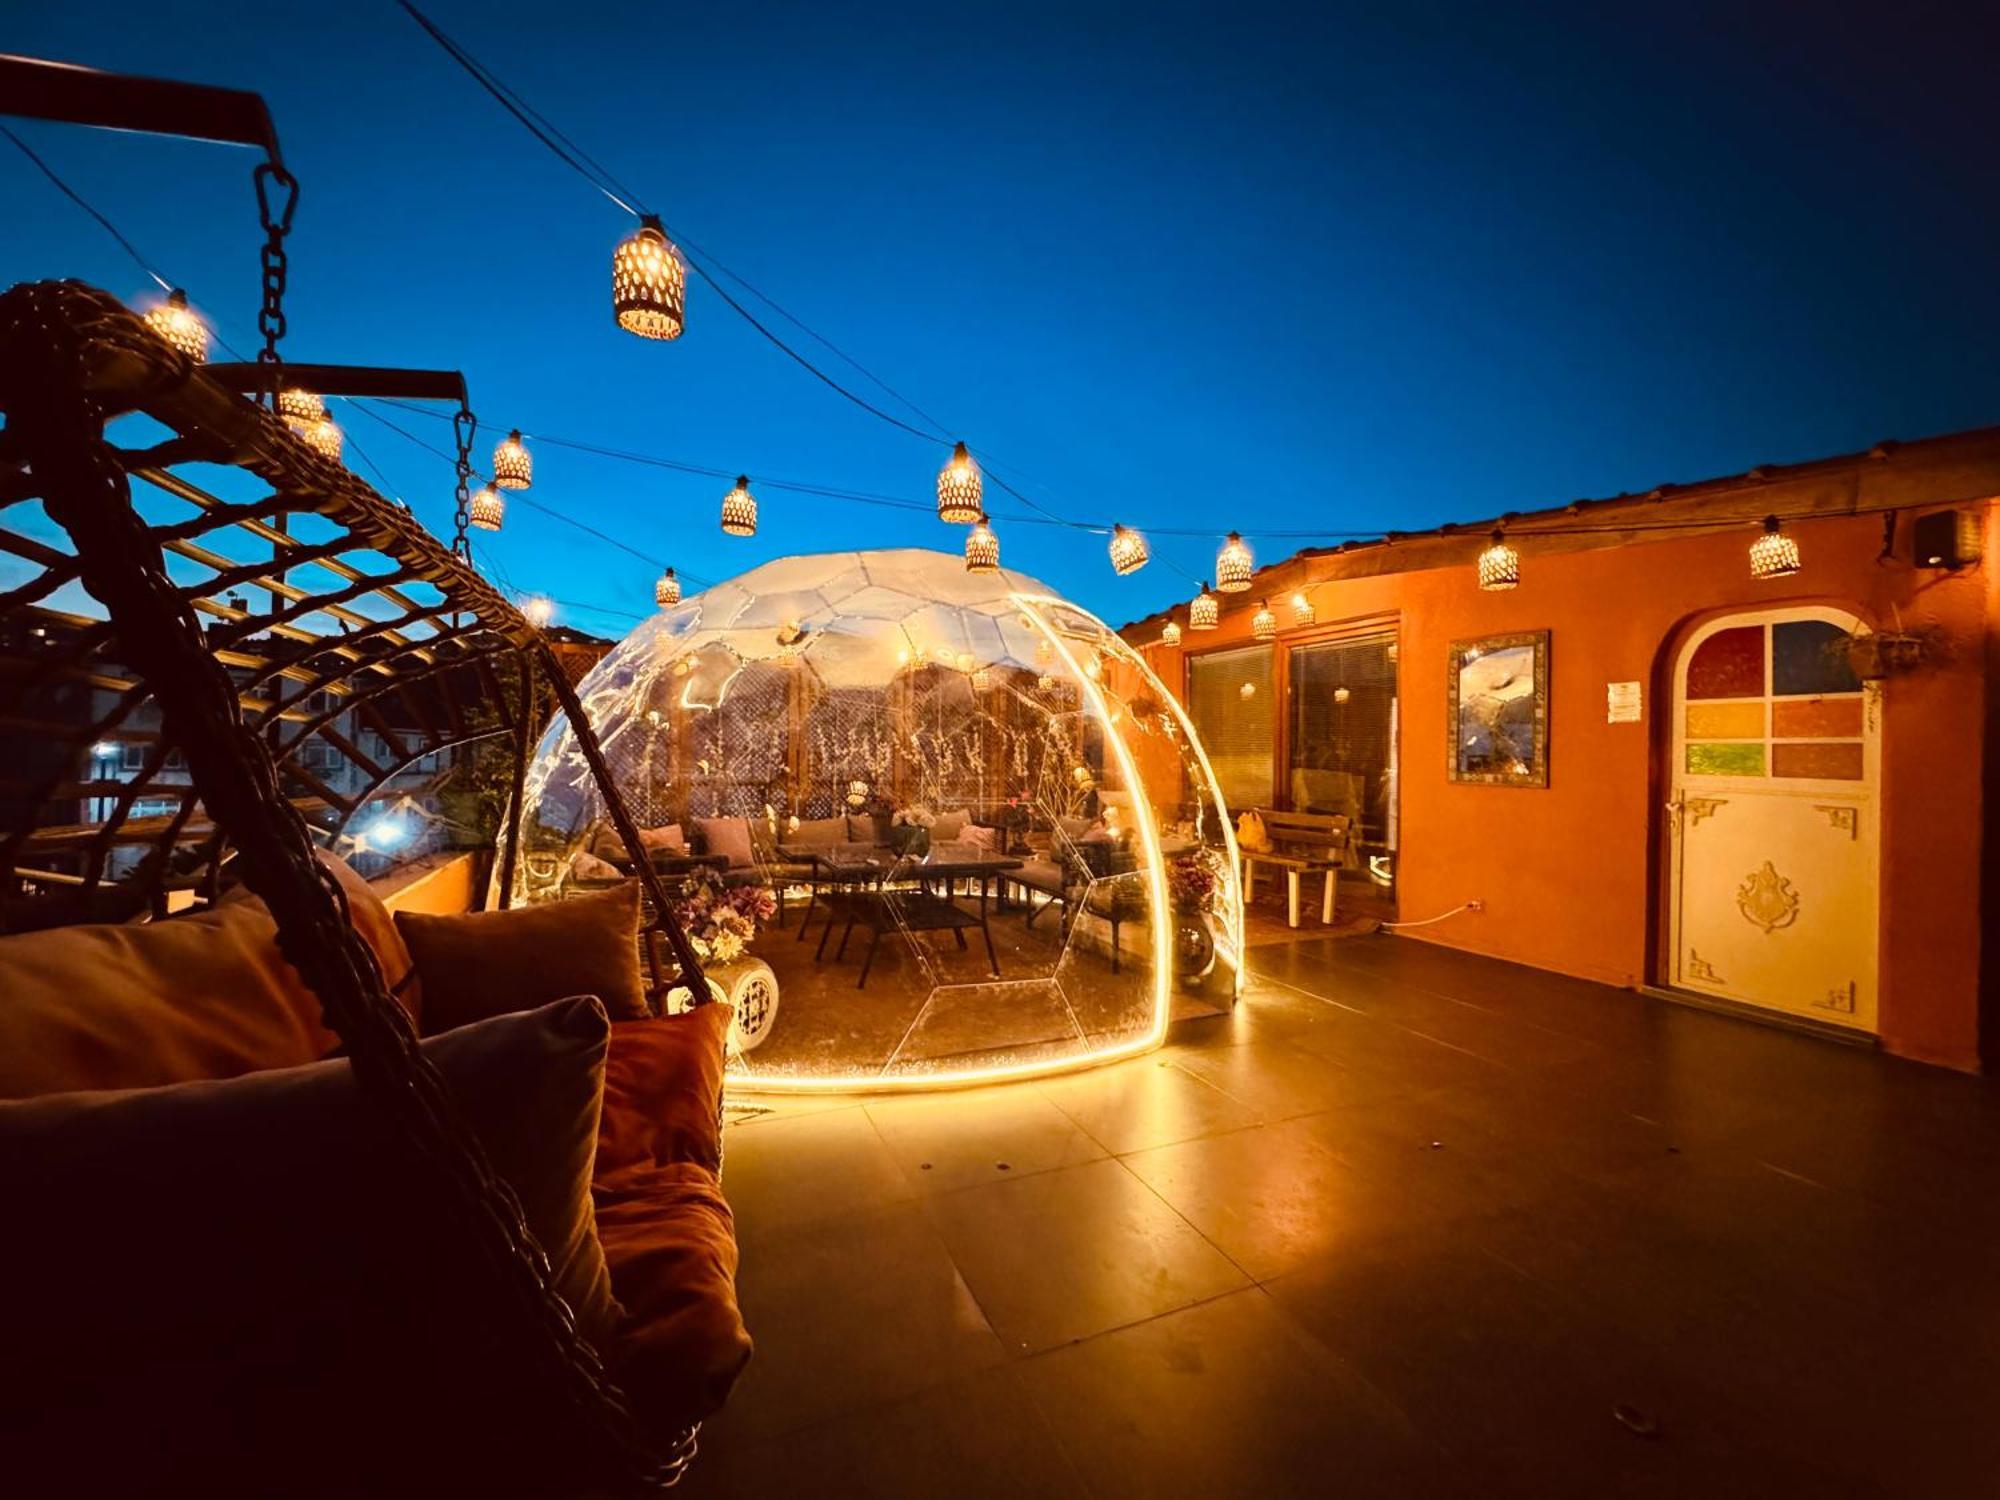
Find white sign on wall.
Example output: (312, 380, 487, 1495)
(1607, 681, 1643, 724)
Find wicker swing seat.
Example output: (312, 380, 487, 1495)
(0, 281, 747, 1495)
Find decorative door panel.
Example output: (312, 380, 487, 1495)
(1668, 608, 1878, 1031)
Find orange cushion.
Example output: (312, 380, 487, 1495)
(318, 850, 422, 1023)
(396, 882, 649, 1034)
(0, 898, 332, 1100)
(597, 1006, 732, 1175)
(595, 1159, 753, 1430)
(0, 997, 621, 1491)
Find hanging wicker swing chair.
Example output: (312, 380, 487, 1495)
(0, 280, 732, 1493)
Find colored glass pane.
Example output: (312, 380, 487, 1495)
(1685, 701, 1764, 738)
(1686, 742, 1765, 776)
(1772, 698, 1864, 738)
(1773, 620, 1861, 696)
(1773, 742, 1864, 780)
(1686, 626, 1764, 699)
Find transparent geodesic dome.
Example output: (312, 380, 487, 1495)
(515, 548, 1242, 1090)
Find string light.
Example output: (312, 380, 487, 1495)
(1216, 532, 1254, 592)
(720, 475, 758, 536)
(1750, 515, 1800, 579)
(936, 441, 983, 524)
(492, 428, 533, 489)
(1290, 590, 1315, 625)
(612, 215, 686, 340)
(1108, 523, 1150, 575)
(1477, 528, 1520, 591)
(1251, 599, 1277, 640)
(279, 386, 326, 432)
(1189, 582, 1219, 631)
(468, 485, 506, 530)
(655, 567, 681, 607)
(143, 289, 207, 363)
(1161, 619, 1182, 647)
(964, 516, 1000, 572)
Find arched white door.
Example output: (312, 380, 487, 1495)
(1666, 607, 1879, 1032)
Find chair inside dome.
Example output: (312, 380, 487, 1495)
(515, 549, 1243, 1088)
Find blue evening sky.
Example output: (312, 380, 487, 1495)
(5, 1, 1995, 632)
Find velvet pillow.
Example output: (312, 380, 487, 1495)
(693, 815, 755, 869)
(961, 821, 999, 853)
(396, 882, 649, 1034)
(0, 997, 619, 1492)
(791, 815, 848, 847)
(931, 809, 969, 840)
(571, 850, 624, 882)
(638, 823, 685, 853)
(596, 1004, 733, 1176)
(318, 849, 422, 1023)
(0, 897, 333, 1100)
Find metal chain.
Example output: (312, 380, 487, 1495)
(451, 403, 477, 561)
(252, 161, 299, 405)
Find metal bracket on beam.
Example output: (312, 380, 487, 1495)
(0, 52, 283, 165)
(203, 364, 470, 407)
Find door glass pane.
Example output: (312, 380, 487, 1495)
(1772, 698, 1863, 738)
(1773, 742, 1864, 779)
(1289, 634, 1398, 888)
(1187, 646, 1273, 811)
(1686, 742, 1765, 776)
(1685, 701, 1764, 738)
(1772, 620, 1861, 696)
(1685, 626, 1764, 699)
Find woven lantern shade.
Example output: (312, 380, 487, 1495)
(1750, 515, 1800, 579)
(1477, 528, 1519, 591)
(1161, 619, 1182, 647)
(964, 516, 1000, 573)
(1216, 532, 1254, 592)
(1251, 599, 1277, 640)
(1189, 583, 1219, 631)
(720, 476, 758, 537)
(144, 289, 208, 363)
(1291, 590, 1315, 626)
(612, 216, 686, 341)
(846, 779, 870, 808)
(468, 485, 505, 531)
(936, 441, 983, 524)
(1108, 523, 1150, 576)
(278, 386, 326, 431)
(492, 429, 533, 490)
(302, 414, 343, 464)
(655, 567, 681, 607)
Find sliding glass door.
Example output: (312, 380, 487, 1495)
(1287, 632, 1398, 891)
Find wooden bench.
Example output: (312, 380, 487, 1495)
(1240, 809, 1351, 927)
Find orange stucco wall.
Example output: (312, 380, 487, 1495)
(1136, 503, 1994, 1072)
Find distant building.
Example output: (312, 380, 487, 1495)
(1122, 426, 1999, 1073)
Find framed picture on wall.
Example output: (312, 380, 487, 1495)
(1446, 631, 1549, 786)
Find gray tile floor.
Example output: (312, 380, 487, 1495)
(679, 934, 2000, 1498)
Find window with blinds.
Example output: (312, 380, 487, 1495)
(1289, 632, 1398, 868)
(1187, 646, 1274, 812)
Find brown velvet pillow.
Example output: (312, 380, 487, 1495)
(0, 997, 619, 1492)
(0, 898, 333, 1100)
(397, 882, 648, 1034)
(596, 1005, 733, 1176)
(791, 815, 848, 847)
(319, 849, 423, 1024)
(693, 815, 755, 869)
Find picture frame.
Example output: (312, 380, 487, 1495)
(1446, 631, 1549, 786)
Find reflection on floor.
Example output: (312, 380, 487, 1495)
(683, 934, 2000, 1498)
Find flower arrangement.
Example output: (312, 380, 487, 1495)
(1167, 850, 1222, 916)
(671, 874, 777, 966)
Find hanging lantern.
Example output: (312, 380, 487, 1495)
(612, 215, 686, 341)
(720, 475, 758, 536)
(1189, 583, 1219, 631)
(278, 386, 326, 431)
(1216, 532, 1254, 592)
(971, 666, 993, 693)
(936, 441, 983, 524)
(1251, 599, 1277, 640)
(846, 779, 871, 808)
(144, 289, 208, 363)
(1161, 619, 1182, 647)
(492, 429, 533, 490)
(1291, 590, 1315, 625)
(302, 414, 343, 464)
(521, 595, 554, 627)
(655, 567, 681, 607)
(1239, 680, 1257, 700)
(1108, 523, 1149, 576)
(1037, 672, 1058, 694)
(468, 485, 505, 531)
(964, 516, 1000, 572)
(1750, 515, 1800, 579)
(1477, 528, 1520, 591)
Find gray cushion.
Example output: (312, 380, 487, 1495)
(792, 815, 848, 846)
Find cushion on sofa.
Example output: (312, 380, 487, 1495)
(397, 881, 649, 1033)
(638, 823, 685, 853)
(930, 809, 968, 840)
(0, 997, 621, 1491)
(319, 849, 422, 1022)
(693, 815, 755, 869)
(597, 1005, 732, 1176)
(0, 897, 334, 1100)
(790, 815, 849, 846)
